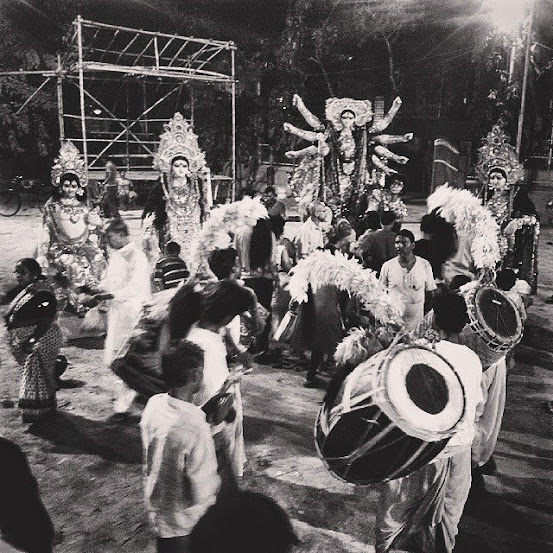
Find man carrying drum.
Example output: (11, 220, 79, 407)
(375, 293, 484, 553)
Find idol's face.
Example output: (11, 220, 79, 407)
(340, 110, 355, 129)
(390, 181, 404, 195)
(171, 158, 190, 179)
(62, 178, 80, 199)
(488, 170, 507, 189)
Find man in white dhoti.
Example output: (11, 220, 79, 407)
(471, 355, 507, 491)
(97, 219, 151, 416)
(380, 229, 436, 331)
(375, 294, 484, 553)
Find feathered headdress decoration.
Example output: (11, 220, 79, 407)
(288, 250, 404, 325)
(51, 141, 87, 187)
(325, 97, 373, 130)
(427, 184, 500, 270)
(153, 112, 208, 174)
(188, 197, 268, 275)
(475, 124, 524, 186)
(334, 327, 390, 368)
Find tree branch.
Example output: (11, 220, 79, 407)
(381, 32, 400, 95)
(310, 55, 335, 97)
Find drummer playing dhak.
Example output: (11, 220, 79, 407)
(380, 229, 436, 332)
(375, 293, 484, 553)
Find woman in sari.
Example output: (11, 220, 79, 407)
(3, 258, 63, 423)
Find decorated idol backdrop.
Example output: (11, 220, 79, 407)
(284, 94, 412, 231)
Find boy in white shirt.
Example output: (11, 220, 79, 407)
(140, 340, 220, 553)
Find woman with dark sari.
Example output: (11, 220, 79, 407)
(2, 259, 62, 423)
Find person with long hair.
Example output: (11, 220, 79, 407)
(2, 258, 63, 423)
(235, 217, 279, 362)
(415, 212, 458, 281)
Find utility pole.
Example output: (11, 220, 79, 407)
(515, 0, 536, 160)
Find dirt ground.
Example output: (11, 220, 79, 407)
(0, 206, 552, 553)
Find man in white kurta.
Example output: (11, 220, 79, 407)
(100, 219, 151, 414)
(380, 229, 436, 331)
(293, 201, 326, 260)
(375, 294, 484, 553)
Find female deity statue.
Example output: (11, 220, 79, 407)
(142, 112, 213, 263)
(475, 124, 539, 291)
(36, 141, 107, 317)
(284, 94, 412, 228)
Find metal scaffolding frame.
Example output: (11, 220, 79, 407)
(0, 16, 237, 197)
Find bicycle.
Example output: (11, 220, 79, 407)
(0, 176, 51, 217)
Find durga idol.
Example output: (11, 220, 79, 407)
(142, 112, 213, 263)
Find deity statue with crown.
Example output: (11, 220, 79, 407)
(142, 112, 213, 263)
(475, 123, 539, 291)
(284, 94, 412, 229)
(36, 141, 107, 318)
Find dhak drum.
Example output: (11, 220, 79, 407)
(461, 284, 522, 369)
(110, 289, 177, 398)
(315, 344, 466, 485)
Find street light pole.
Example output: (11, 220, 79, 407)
(515, 0, 536, 160)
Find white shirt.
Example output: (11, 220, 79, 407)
(102, 241, 151, 305)
(186, 326, 229, 407)
(140, 394, 220, 538)
(294, 217, 325, 259)
(380, 256, 436, 330)
(432, 340, 484, 457)
(101, 241, 151, 365)
(505, 289, 527, 321)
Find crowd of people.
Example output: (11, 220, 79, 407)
(0, 109, 543, 553)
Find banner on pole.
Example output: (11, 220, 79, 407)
(431, 138, 466, 191)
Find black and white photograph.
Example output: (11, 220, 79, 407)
(0, 1, 552, 551)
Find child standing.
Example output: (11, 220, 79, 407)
(140, 340, 220, 553)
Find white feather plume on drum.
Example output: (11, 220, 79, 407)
(460, 284, 522, 369)
(315, 344, 466, 485)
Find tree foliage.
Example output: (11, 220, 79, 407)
(0, 20, 58, 162)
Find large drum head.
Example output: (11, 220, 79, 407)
(380, 346, 465, 441)
(315, 345, 466, 485)
(474, 286, 522, 347)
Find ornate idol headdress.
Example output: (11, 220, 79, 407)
(475, 124, 524, 186)
(51, 141, 87, 187)
(153, 112, 208, 174)
(325, 98, 373, 130)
